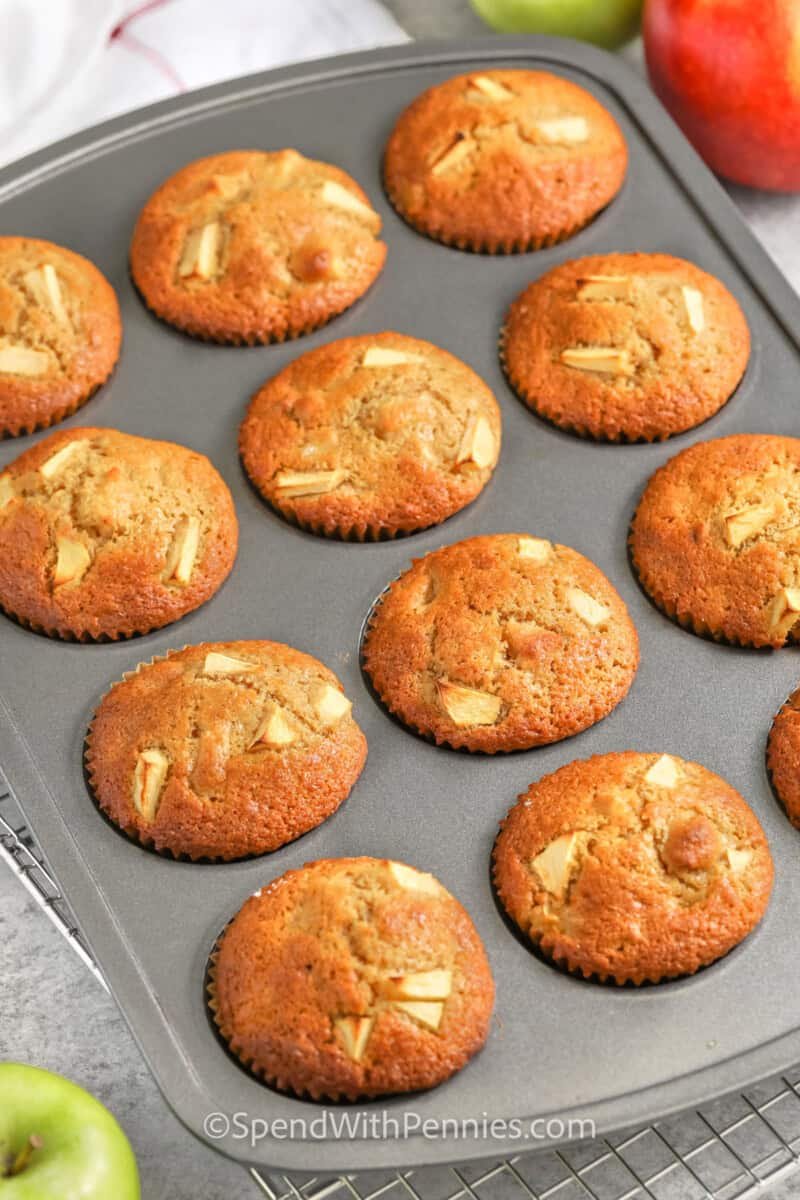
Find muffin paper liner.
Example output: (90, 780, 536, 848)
(130, 269, 379, 347)
(0, 600, 158, 643)
(248, 484, 482, 544)
(260, 490, 427, 543)
(1, 381, 102, 441)
(0, 594, 206, 644)
(383, 178, 588, 254)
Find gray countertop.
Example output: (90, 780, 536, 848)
(2, 3, 799, 1198)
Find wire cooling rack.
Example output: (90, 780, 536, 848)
(3, 780, 800, 1200)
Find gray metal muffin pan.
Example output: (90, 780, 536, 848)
(2, 36, 800, 1175)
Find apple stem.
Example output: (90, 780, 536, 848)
(7, 1134, 43, 1177)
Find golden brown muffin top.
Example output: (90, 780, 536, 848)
(210, 856, 494, 1099)
(0, 237, 121, 436)
(362, 533, 639, 752)
(767, 687, 800, 828)
(87, 641, 367, 860)
(630, 434, 800, 648)
(0, 427, 237, 639)
(239, 332, 501, 540)
(494, 751, 773, 984)
(130, 149, 386, 343)
(383, 69, 627, 252)
(503, 253, 750, 442)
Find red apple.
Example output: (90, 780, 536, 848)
(643, 0, 800, 190)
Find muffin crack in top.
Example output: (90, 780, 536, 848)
(383, 70, 627, 252)
(285, 866, 458, 1033)
(493, 751, 773, 984)
(209, 857, 494, 1099)
(3, 434, 216, 586)
(130, 149, 387, 343)
(2, 246, 88, 373)
(711, 463, 800, 555)
(240, 332, 501, 539)
(430, 111, 593, 181)
(0, 237, 121, 437)
(0, 427, 237, 639)
(502, 253, 750, 442)
(362, 533, 639, 752)
(630, 434, 800, 646)
(86, 641, 367, 860)
(3, 278, 75, 374)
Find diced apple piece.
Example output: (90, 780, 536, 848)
(165, 516, 200, 586)
(681, 286, 705, 334)
(531, 833, 579, 899)
(310, 681, 352, 725)
(517, 536, 552, 563)
(24, 264, 70, 325)
(0, 475, 14, 511)
(40, 440, 84, 478)
(0, 343, 50, 376)
(468, 75, 513, 100)
(132, 749, 170, 821)
(387, 862, 442, 895)
(53, 537, 91, 587)
(726, 847, 753, 873)
(644, 754, 681, 788)
(769, 587, 800, 637)
(179, 222, 224, 280)
(567, 587, 610, 627)
(456, 415, 496, 469)
(560, 347, 634, 376)
(392, 1000, 444, 1031)
(724, 504, 776, 548)
(577, 275, 633, 302)
(534, 116, 589, 144)
(263, 149, 301, 182)
(362, 346, 420, 367)
(381, 969, 452, 1001)
(437, 680, 502, 727)
(250, 704, 297, 749)
(320, 181, 379, 229)
(202, 652, 258, 676)
(274, 469, 347, 497)
(334, 1015, 373, 1062)
(430, 136, 476, 176)
(209, 172, 250, 201)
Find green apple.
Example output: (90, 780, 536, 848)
(0, 1063, 140, 1199)
(469, 0, 644, 48)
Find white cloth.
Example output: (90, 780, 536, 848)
(0, 0, 407, 167)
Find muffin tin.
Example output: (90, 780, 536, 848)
(1, 38, 800, 1174)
